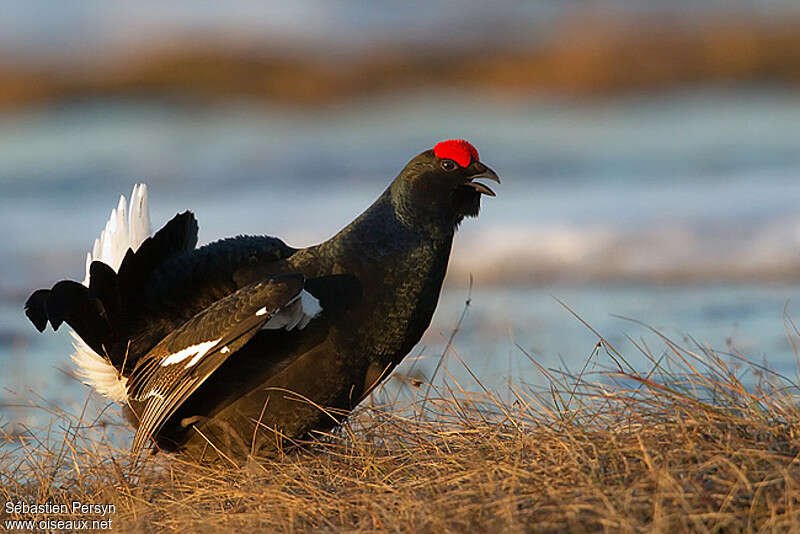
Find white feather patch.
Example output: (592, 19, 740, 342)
(146, 390, 165, 401)
(71, 183, 151, 403)
(83, 184, 151, 286)
(158, 338, 222, 368)
(262, 290, 322, 331)
(69, 332, 128, 403)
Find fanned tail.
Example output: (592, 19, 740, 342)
(26, 184, 152, 403)
(26, 183, 201, 403)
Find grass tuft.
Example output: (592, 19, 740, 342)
(3, 313, 800, 533)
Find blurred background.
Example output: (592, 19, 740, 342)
(2, 1, 800, 425)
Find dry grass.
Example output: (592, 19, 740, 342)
(4, 310, 800, 533)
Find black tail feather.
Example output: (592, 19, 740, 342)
(46, 280, 87, 330)
(24, 289, 51, 332)
(88, 260, 121, 328)
(44, 280, 110, 357)
(117, 211, 197, 303)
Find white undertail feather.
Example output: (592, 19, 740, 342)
(83, 183, 150, 285)
(69, 333, 129, 402)
(71, 183, 151, 403)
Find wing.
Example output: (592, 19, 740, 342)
(126, 274, 322, 454)
(119, 234, 297, 372)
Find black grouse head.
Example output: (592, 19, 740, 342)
(390, 140, 500, 236)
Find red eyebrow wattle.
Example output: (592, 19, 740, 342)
(433, 139, 479, 167)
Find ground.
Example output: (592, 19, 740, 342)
(3, 322, 800, 533)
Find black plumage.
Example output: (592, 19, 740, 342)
(24, 140, 500, 461)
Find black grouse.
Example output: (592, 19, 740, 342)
(24, 139, 500, 461)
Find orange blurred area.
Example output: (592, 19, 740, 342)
(1, 8, 800, 110)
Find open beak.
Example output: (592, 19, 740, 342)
(464, 165, 500, 197)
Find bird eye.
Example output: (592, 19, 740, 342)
(440, 159, 457, 171)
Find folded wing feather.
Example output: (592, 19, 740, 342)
(127, 275, 322, 454)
